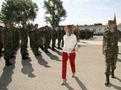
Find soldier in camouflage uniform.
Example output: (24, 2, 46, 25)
(72, 26, 80, 41)
(39, 26, 45, 51)
(51, 27, 57, 51)
(20, 22, 29, 60)
(3, 22, 13, 66)
(0, 26, 4, 57)
(61, 27, 65, 48)
(103, 20, 121, 86)
(10, 26, 20, 59)
(57, 26, 64, 50)
(29, 24, 40, 56)
(37, 27, 43, 51)
(44, 25, 51, 53)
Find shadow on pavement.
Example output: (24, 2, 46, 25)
(74, 76, 88, 90)
(0, 58, 15, 90)
(110, 83, 121, 90)
(115, 77, 121, 82)
(54, 50, 62, 56)
(21, 58, 36, 78)
(63, 83, 74, 90)
(35, 54, 51, 68)
(118, 58, 121, 62)
(118, 53, 121, 55)
(45, 52, 61, 61)
(89, 37, 97, 40)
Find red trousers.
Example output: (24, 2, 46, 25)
(62, 52, 76, 80)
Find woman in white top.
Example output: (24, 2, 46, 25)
(61, 25, 78, 85)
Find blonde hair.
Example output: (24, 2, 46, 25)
(64, 25, 73, 33)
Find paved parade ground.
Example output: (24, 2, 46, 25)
(0, 36, 121, 90)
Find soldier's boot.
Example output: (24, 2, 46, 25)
(0, 52, 2, 57)
(40, 45, 44, 51)
(52, 39, 56, 51)
(58, 47, 62, 50)
(34, 53, 40, 57)
(52, 47, 56, 51)
(105, 74, 110, 86)
(22, 55, 30, 60)
(10, 52, 16, 59)
(57, 39, 61, 49)
(52, 43, 55, 51)
(44, 49, 49, 53)
(62, 40, 64, 47)
(111, 69, 115, 78)
(44, 45, 50, 53)
(5, 59, 12, 67)
(0, 54, 2, 57)
(34, 48, 40, 56)
(0, 49, 3, 57)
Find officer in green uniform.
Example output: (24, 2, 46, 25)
(3, 22, 13, 66)
(20, 22, 29, 60)
(103, 20, 121, 86)
(29, 24, 40, 56)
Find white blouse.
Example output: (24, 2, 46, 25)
(63, 34, 78, 53)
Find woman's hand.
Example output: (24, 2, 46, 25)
(71, 49, 76, 53)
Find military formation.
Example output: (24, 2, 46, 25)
(79, 29, 94, 39)
(1, 22, 82, 67)
(0, 22, 102, 68)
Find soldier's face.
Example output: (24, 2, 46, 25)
(5, 23, 11, 28)
(109, 23, 116, 32)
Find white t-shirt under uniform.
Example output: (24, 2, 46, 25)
(63, 34, 78, 53)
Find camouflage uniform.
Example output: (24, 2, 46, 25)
(3, 27, 13, 65)
(10, 27, 20, 58)
(0, 26, 4, 56)
(61, 29, 65, 47)
(13, 28, 20, 51)
(51, 28, 57, 50)
(57, 27, 63, 49)
(103, 30, 121, 76)
(29, 26, 40, 56)
(44, 26, 51, 53)
(37, 27, 43, 50)
(20, 25, 29, 59)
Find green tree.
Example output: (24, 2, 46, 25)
(0, 0, 38, 24)
(43, 0, 66, 29)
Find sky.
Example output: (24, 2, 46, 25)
(0, 0, 121, 26)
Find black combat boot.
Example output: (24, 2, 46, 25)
(22, 55, 30, 60)
(105, 74, 110, 86)
(58, 47, 62, 50)
(111, 69, 115, 78)
(5, 59, 12, 67)
(44, 49, 50, 53)
(0, 50, 3, 57)
(52, 47, 56, 51)
(10, 54, 15, 59)
(34, 52, 40, 56)
(0, 53, 2, 57)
